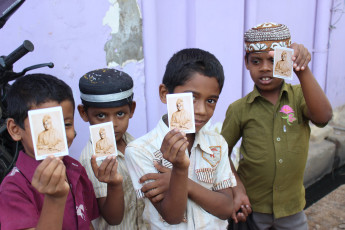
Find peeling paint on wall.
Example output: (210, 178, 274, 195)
(103, 0, 143, 67)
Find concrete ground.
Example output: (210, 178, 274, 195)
(306, 184, 345, 230)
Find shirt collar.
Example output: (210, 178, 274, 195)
(157, 114, 170, 138)
(247, 81, 288, 104)
(193, 126, 215, 155)
(15, 150, 40, 183)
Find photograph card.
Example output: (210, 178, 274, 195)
(28, 106, 69, 160)
(273, 47, 294, 80)
(89, 121, 117, 160)
(167, 92, 195, 134)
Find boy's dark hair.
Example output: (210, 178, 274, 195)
(7, 73, 75, 129)
(162, 48, 224, 93)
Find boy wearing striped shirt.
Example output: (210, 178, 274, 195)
(78, 68, 149, 230)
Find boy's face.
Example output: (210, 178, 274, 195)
(245, 52, 283, 92)
(12, 100, 75, 159)
(161, 72, 220, 132)
(78, 103, 135, 143)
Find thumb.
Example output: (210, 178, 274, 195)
(268, 51, 274, 58)
(90, 155, 99, 177)
(231, 212, 238, 224)
(153, 161, 170, 173)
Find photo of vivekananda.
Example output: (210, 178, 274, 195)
(89, 121, 117, 160)
(95, 127, 115, 155)
(28, 106, 68, 160)
(167, 92, 195, 133)
(273, 47, 294, 80)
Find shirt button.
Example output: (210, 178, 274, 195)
(279, 159, 283, 164)
(277, 137, 281, 141)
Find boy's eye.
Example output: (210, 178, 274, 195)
(207, 99, 217, 104)
(96, 113, 106, 119)
(251, 59, 260, 65)
(65, 123, 73, 127)
(117, 112, 125, 117)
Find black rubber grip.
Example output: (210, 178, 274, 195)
(4, 40, 34, 67)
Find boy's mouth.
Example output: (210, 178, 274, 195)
(195, 119, 205, 127)
(259, 76, 273, 84)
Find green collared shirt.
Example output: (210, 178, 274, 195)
(221, 82, 322, 218)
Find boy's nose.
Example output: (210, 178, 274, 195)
(261, 60, 272, 72)
(194, 101, 207, 116)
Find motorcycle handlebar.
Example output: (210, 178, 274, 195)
(1, 40, 34, 69)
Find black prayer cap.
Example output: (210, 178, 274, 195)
(79, 68, 134, 108)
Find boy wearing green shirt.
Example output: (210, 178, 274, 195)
(221, 22, 333, 229)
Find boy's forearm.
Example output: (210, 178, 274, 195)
(229, 159, 246, 194)
(35, 195, 68, 230)
(187, 180, 233, 219)
(98, 184, 124, 225)
(296, 66, 333, 123)
(152, 167, 188, 224)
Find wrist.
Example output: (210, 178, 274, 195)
(107, 182, 123, 192)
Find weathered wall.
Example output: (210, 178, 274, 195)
(1, 0, 344, 160)
(0, 0, 146, 159)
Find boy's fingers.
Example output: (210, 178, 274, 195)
(151, 193, 164, 203)
(268, 51, 274, 58)
(47, 163, 64, 189)
(161, 129, 186, 155)
(237, 212, 246, 222)
(103, 157, 116, 177)
(140, 173, 160, 183)
(32, 156, 54, 182)
(144, 186, 163, 199)
(109, 157, 118, 179)
(141, 180, 158, 193)
(164, 137, 187, 162)
(39, 157, 61, 186)
(300, 52, 311, 71)
(153, 161, 171, 173)
(90, 156, 99, 177)
(240, 205, 249, 217)
(231, 212, 238, 223)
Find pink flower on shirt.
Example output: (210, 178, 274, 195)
(280, 105, 296, 125)
(280, 105, 294, 114)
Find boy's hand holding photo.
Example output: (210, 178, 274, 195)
(290, 43, 311, 72)
(91, 154, 124, 225)
(160, 128, 189, 169)
(31, 156, 69, 199)
(91, 155, 123, 186)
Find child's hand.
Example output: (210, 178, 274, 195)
(290, 43, 311, 72)
(231, 188, 252, 223)
(160, 129, 190, 169)
(31, 156, 69, 198)
(140, 161, 171, 202)
(91, 155, 123, 187)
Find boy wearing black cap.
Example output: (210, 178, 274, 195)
(78, 68, 148, 229)
(221, 22, 333, 229)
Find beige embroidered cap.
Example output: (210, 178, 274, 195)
(244, 22, 291, 53)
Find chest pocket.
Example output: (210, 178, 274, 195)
(195, 146, 221, 185)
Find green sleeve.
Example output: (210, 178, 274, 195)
(221, 103, 242, 153)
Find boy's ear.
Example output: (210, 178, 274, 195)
(7, 118, 22, 141)
(77, 104, 89, 122)
(159, 84, 169, 104)
(129, 101, 136, 118)
(244, 55, 249, 70)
